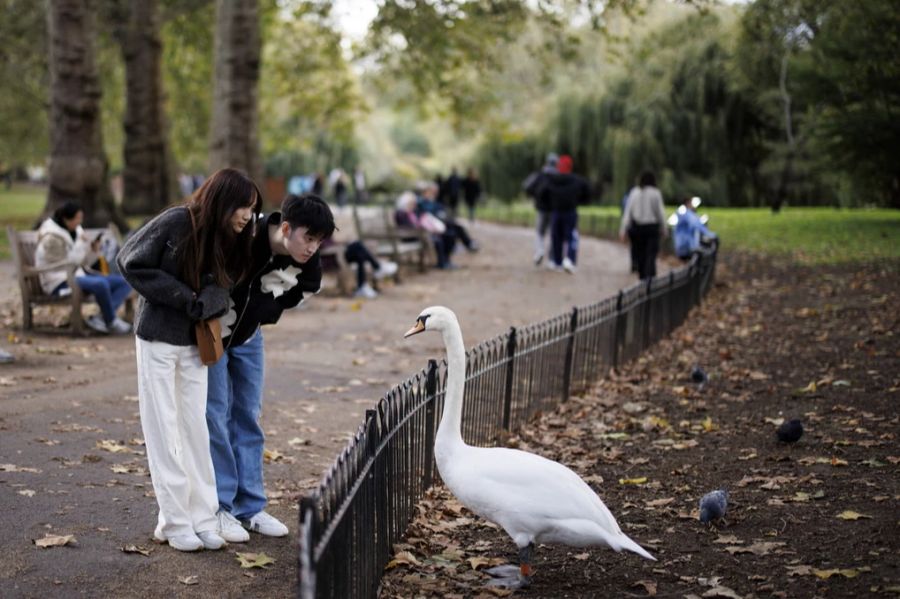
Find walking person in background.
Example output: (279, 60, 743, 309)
(35, 201, 133, 334)
(445, 167, 461, 216)
(462, 168, 481, 224)
(523, 153, 558, 266)
(619, 171, 667, 279)
(117, 168, 261, 552)
(539, 154, 590, 273)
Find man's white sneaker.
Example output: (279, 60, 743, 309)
(353, 284, 378, 299)
(244, 511, 289, 537)
(197, 530, 226, 550)
(109, 317, 132, 334)
(562, 258, 576, 273)
(373, 260, 398, 280)
(85, 314, 109, 334)
(155, 532, 203, 552)
(217, 510, 250, 543)
(533, 250, 544, 266)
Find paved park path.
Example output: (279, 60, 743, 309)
(0, 219, 657, 598)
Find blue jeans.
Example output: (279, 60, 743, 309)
(73, 274, 131, 324)
(206, 329, 266, 519)
(550, 210, 578, 266)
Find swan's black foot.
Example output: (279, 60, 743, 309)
(485, 565, 531, 589)
(485, 544, 534, 589)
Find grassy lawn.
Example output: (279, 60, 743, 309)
(481, 200, 900, 265)
(0, 184, 46, 260)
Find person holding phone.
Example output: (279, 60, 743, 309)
(35, 201, 133, 334)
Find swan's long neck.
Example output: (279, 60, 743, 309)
(436, 321, 467, 450)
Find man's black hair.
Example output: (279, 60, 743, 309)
(639, 171, 656, 188)
(281, 193, 336, 239)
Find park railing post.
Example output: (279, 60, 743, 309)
(502, 327, 517, 431)
(423, 361, 437, 485)
(612, 291, 624, 369)
(299, 495, 319, 599)
(562, 307, 578, 402)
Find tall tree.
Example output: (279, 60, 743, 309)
(108, 0, 179, 215)
(208, 0, 262, 183)
(45, 0, 126, 229)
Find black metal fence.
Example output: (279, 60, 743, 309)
(298, 249, 717, 598)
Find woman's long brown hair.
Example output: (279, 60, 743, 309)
(177, 168, 262, 291)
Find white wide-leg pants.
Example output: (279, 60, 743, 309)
(135, 338, 218, 539)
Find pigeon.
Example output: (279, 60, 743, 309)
(776, 419, 803, 443)
(691, 366, 708, 391)
(699, 489, 728, 524)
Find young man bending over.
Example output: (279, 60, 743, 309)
(208, 193, 335, 541)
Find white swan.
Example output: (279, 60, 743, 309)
(405, 306, 655, 588)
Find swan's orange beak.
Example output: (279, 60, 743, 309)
(404, 319, 426, 338)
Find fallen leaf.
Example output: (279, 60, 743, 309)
(96, 440, 131, 454)
(724, 541, 785, 556)
(836, 510, 872, 520)
(467, 556, 505, 570)
(702, 586, 743, 599)
(178, 575, 199, 585)
(813, 567, 870, 579)
(0, 463, 42, 473)
(632, 579, 658, 596)
(263, 449, 284, 463)
(122, 545, 151, 556)
(645, 497, 675, 508)
(18, 489, 36, 497)
(619, 477, 648, 485)
(385, 550, 421, 570)
(236, 552, 276, 569)
(34, 534, 75, 548)
(785, 565, 813, 577)
(572, 552, 590, 561)
(713, 535, 742, 544)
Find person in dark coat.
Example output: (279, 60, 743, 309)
(523, 153, 557, 265)
(461, 168, 481, 223)
(538, 154, 590, 273)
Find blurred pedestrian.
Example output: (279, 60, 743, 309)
(523, 153, 558, 266)
(539, 154, 589, 273)
(462, 168, 481, 223)
(619, 171, 667, 279)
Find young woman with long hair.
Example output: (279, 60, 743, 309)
(117, 168, 261, 552)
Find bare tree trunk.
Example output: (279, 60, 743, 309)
(45, 0, 127, 230)
(112, 0, 178, 215)
(208, 0, 262, 184)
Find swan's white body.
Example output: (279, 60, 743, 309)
(410, 306, 654, 561)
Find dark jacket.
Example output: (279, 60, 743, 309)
(223, 212, 322, 347)
(117, 206, 230, 346)
(539, 173, 591, 213)
(523, 168, 555, 212)
(462, 177, 480, 206)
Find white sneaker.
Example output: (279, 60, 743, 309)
(109, 317, 132, 334)
(197, 530, 225, 550)
(85, 314, 109, 334)
(373, 260, 398, 280)
(533, 250, 544, 266)
(544, 261, 562, 272)
(353, 284, 378, 299)
(154, 532, 203, 552)
(217, 510, 250, 543)
(562, 257, 576, 273)
(243, 511, 289, 537)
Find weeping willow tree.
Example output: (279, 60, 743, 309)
(478, 12, 770, 206)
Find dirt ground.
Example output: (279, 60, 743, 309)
(0, 219, 646, 598)
(379, 254, 900, 599)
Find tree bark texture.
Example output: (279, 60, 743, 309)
(45, 0, 126, 230)
(116, 0, 178, 215)
(208, 0, 262, 185)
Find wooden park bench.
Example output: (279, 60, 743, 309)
(8, 225, 134, 334)
(350, 201, 432, 282)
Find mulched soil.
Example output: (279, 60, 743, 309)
(379, 254, 900, 599)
